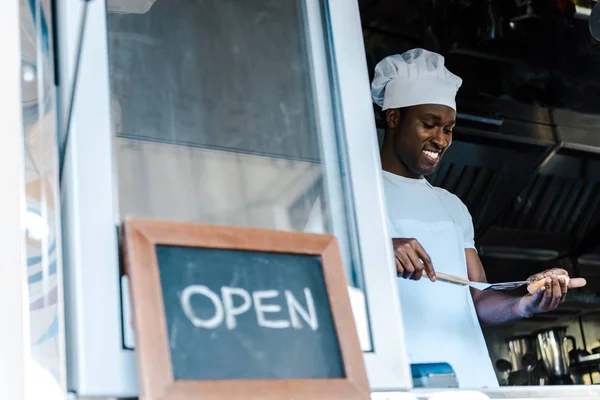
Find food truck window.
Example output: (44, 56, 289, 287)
(109, 0, 356, 282)
(108, 0, 367, 334)
(60, 0, 410, 396)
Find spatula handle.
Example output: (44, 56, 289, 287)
(435, 272, 469, 285)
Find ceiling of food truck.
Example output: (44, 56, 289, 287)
(360, 0, 600, 301)
(360, 0, 600, 114)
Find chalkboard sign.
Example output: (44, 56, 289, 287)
(122, 218, 369, 400)
(156, 245, 344, 380)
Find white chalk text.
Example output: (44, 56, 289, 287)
(181, 286, 319, 331)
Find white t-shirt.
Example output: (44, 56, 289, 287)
(382, 170, 499, 389)
(382, 171, 476, 250)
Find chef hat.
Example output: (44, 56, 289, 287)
(371, 48, 463, 111)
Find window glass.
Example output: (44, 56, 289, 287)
(107, 0, 370, 348)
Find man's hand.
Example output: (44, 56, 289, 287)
(516, 275, 587, 318)
(467, 249, 588, 325)
(392, 238, 436, 281)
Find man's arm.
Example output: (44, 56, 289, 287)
(466, 249, 586, 325)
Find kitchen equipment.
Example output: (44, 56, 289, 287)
(507, 335, 537, 371)
(534, 327, 576, 384)
(495, 359, 512, 386)
(522, 353, 538, 370)
(570, 353, 600, 375)
(435, 272, 529, 291)
(569, 348, 591, 365)
(569, 348, 596, 385)
(500, 335, 541, 386)
(410, 363, 459, 388)
(522, 352, 541, 386)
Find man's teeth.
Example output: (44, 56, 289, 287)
(423, 150, 439, 160)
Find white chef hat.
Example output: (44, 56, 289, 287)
(371, 48, 463, 111)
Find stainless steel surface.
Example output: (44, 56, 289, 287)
(434, 272, 529, 291)
(478, 280, 530, 291)
(571, 353, 600, 370)
(535, 327, 574, 377)
(507, 335, 537, 372)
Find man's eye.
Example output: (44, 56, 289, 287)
(422, 122, 434, 129)
(445, 129, 453, 135)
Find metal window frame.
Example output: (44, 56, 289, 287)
(57, 0, 138, 396)
(58, 0, 411, 396)
(325, 0, 411, 390)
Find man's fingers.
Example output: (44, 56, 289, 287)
(569, 277, 587, 289)
(559, 277, 568, 303)
(394, 257, 404, 276)
(540, 278, 553, 309)
(396, 252, 415, 279)
(403, 265, 415, 279)
(391, 238, 435, 281)
(406, 250, 425, 281)
(412, 240, 436, 281)
(530, 286, 545, 304)
(526, 276, 586, 316)
(412, 266, 424, 281)
(548, 277, 562, 309)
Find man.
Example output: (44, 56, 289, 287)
(370, 48, 587, 388)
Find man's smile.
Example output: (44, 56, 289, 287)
(422, 149, 441, 163)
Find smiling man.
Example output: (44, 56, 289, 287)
(371, 48, 586, 388)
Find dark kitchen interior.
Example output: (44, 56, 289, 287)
(359, 0, 600, 386)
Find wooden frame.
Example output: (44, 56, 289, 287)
(122, 217, 370, 400)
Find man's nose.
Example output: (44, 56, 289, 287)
(431, 129, 448, 149)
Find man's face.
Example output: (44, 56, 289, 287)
(386, 104, 456, 178)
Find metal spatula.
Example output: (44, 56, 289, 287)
(435, 272, 529, 291)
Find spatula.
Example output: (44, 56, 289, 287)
(435, 272, 529, 291)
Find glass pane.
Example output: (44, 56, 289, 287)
(106, 1, 366, 295)
(20, 0, 64, 388)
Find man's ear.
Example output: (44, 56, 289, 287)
(386, 108, 401, 129)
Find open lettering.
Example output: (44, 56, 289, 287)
(181, 286, 319, 331)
